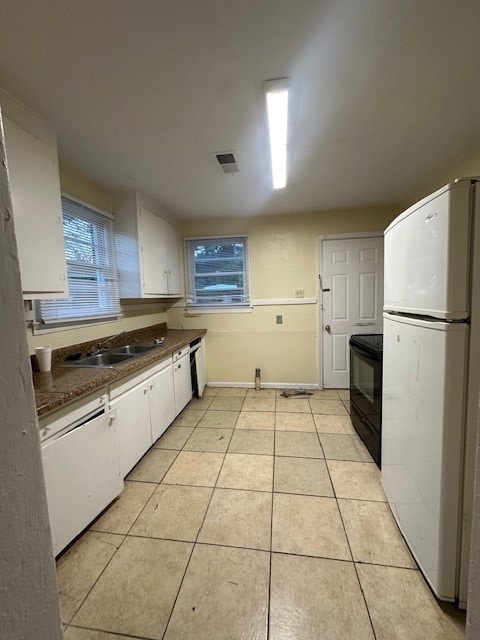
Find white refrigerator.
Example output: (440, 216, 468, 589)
(382, 177, 480, 607)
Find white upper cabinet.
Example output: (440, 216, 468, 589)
(1, 91, 67, 299)
(139, 206, 169, 295)
(165, 219, 182, 295)
(113, 190, 182, 298)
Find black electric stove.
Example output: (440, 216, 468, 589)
(349, 334, 383, 359)
(349, 334, 383, 467)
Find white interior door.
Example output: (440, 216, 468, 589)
(322, 236, 384, 388)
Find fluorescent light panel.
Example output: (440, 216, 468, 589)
(265, 78, 289, 189)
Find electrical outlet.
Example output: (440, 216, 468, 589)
(276, 315, 283, 324)
(295, 289, 305, 298)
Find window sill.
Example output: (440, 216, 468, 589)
(184, 306, 253, 315)
(32, 316, 121, 335)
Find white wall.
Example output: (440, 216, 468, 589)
(0, 111, 63, 639)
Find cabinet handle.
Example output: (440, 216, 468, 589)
(178, 364, 182, 369)
(150, 383, 154, 390)
(144, 387, 148, 394)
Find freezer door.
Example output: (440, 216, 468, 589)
(384, 183, 471, 319)
(382, 314, 467, 600)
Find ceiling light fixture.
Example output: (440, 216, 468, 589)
(264, 78, 289, 189)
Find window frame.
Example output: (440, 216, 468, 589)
(185, 234, 251, 310)
(34, 194, 121, 332)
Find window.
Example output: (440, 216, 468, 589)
(185, 236, 250, 307)
(37, 196, 121, 326)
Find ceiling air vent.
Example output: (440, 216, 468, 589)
(214, 151, 240, 174)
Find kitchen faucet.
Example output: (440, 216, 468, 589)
(89, 331, 128, 355)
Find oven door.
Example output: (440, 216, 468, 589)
(349, 344, 382, 429)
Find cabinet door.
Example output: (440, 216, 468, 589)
(3, 117, 67, 298)
(173, 353, 192, 415)
(110, 381, 152, 477)
(149, 363, 176, 442)
(42, 410, 123, 556)
(139, 206, 168, 295)
(165, 221, 182, 295)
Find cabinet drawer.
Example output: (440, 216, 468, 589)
(39, 388, 108, 443)
(173, 345, 190, 362)
(109, 356, 172, 399)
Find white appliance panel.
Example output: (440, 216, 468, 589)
(42, 409, 122, 556)
(382, 314, 467, 600)
(384, 183, 470, 319)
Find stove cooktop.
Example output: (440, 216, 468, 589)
(349, 333, 383, 358)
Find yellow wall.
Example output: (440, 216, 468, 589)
(167, 206, 398, 385)
(58, 162, 111, 213)
(26, 163, 167, 354)
(406, 141, 480, 206)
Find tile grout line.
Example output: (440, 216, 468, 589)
(63, 532, 127, 627)
(155, 444, 372, 463)
(65, 390, 377, 637)
(267, 397, 277, 640)
(319, 418, 379, 640)
(66, 440, 183, 626)
(67, 621, 153, 640)
(160, 408, 240, 639)
(337, 507, 379, 640)
(111, 530, 420, 572)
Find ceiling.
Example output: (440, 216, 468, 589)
(1, 0, 480, 219)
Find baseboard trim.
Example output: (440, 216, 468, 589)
(206, 382, 319, 389)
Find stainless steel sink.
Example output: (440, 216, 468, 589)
(64, 352, 135, 368)
(59, 343, 161, 368)
(110, 344, 158, 355)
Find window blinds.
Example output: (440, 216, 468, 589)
(39, 197, 121, 324)
(185, 236, 249, 306)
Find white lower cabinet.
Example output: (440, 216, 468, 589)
(41, 392, 123, 556)
(40, 340, 201, 554)
(110, 379, 153, 478)
(109, 356, 179, 476)
(149, 361, 176, 442)
(173, 352, 192, 415)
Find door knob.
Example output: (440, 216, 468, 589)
(325, 325, 331, 333)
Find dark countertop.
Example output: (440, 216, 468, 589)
(34, 327, 206, 418)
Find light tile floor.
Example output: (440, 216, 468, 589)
(61, 388, 466, 640)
